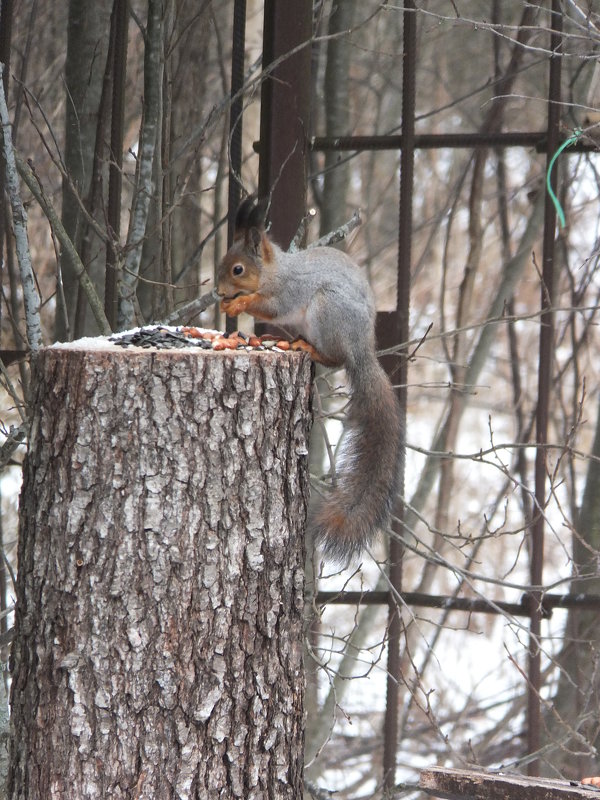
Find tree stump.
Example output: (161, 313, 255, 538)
(9, 343, 313, 800)
(419, 767, 598, 800)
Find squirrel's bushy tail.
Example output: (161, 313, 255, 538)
(310, 360, 403, 564)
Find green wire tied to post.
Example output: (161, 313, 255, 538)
(545, 128, 581, 228)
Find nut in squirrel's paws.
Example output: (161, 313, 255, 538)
(221, 295, 250, 316)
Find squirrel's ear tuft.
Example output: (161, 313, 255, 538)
(247, 198, 268, 231)
(234, 195, 257, 233)
(246, 225, 273, 263)
(235, 195, 268, 236)
(249, 227, 262, 252)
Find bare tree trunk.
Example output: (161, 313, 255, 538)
(319, 0, 356, 238)
(57, 0, 112, 341)
(9, 345, 312, 800)
(117, 0, 162, 331)
(545, 391, 600, 778)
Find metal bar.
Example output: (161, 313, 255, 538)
(226, 0, 246, 245)
(316, 591, 600, 616)
(255, 0, 312, 344)
(105, 0, 129, 330)
(258, 0, 312, 247)
(382, 2, 415, 791)
(528, 0, 563, 776)
(225, 0, 246, 335)
(310, 132, 596, 153)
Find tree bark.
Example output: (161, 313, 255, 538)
(9, 345, 312, 800)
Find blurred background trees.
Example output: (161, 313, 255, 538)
(1, 1, 600, 797)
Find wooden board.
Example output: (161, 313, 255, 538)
(420, 767, 600, 800)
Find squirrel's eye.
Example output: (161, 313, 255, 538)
(232, 263, 245, 276)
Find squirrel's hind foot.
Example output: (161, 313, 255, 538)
(290, 338, 336, 366)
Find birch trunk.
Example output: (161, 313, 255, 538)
(9, 344, 312, 800)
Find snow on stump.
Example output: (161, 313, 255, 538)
(9, 341, 313, 800)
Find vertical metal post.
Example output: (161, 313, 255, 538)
(105, 0, 129, 330)
(225, 0, 247, 334)
(227, 0, 247, 246)
(527, 0, 562, 775)
(382, 1, 415, 790)
(258, 0, 312, 247)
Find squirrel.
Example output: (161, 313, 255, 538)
(216, 195, 403, 564)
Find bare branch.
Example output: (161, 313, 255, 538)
(307, 209, 362, 250)
(158, 289, 220, 326)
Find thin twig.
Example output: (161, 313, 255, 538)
(0, 356, 26, 423)
(289, 208, 317, 252)
(0, 422, 27, 470)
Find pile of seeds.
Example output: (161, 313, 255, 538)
(111, 326, 294, 353)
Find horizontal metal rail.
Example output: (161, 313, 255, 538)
(310, 131, 597, 153)
(316, 590, 600, 618)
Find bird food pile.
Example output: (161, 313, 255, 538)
(111, 325, 294, 353)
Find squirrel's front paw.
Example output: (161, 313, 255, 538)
(221, 296, 250, 317)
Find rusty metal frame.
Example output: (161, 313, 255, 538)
(231, 0, 599, 788)
(381, 1, 415, 787)
(528, 0, 563, 775)
(224, 0, 247, 336)
(310, 131, 595, 153)
(226, 0, 247, 245)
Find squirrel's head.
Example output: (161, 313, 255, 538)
(216, 196, 274, 300)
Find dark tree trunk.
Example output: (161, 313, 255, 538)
(319, 0, 356, 239)
(9, 345, 312, 799)
(57, 0, 112, 341)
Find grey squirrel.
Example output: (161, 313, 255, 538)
(216, 196, 403, 563)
